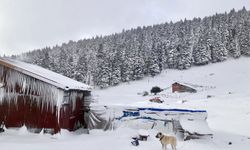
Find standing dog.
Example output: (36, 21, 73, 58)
(155, 132, 177, 150)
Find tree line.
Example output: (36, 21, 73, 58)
(19, 7, 250, 88)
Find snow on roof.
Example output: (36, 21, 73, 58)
(0, 57, 92, 91)
(180, 117, 212, 135)
(173, 82, 196, 88)
(138, 129, 149, 136)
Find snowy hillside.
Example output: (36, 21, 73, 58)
(93, 57, 250, 136)
(1, 58, 250, 150)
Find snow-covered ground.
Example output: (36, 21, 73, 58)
(1, 57, 250, 150)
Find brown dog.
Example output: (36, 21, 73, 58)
(155, 132, 177, 150)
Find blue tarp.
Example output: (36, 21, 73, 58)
(138, 108, 207, 113)
(117, 107, 207, 120)
(122, 111, 140, 117)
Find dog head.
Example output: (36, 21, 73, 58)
(155, 132, 163, 138)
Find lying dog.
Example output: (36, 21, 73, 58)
(155, 132, 177, 150)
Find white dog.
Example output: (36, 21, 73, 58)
(155, 132, 177, 150)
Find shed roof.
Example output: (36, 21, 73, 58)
(172, 82, 194, 88)
(0, 57, 91, 91)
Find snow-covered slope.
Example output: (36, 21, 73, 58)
(1, 57, 250, 150)
(94, 57, 250, 137)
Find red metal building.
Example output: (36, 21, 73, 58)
(172, 82, 197, 93)
(0, 57, 91, 133)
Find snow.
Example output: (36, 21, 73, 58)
(0, 57, 91, 91)
(1, 127, 250, 150)
(138, 129, 149, 136)
(179, 117, 212, 135)
(1, 57, 250, 149)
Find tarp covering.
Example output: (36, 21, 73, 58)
(88, 105, 210, 135)
(179, 117, 212, 135)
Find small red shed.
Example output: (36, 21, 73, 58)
(172, 82, 197, 93)
(0, 57, 92, 133)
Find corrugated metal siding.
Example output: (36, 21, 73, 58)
(0, 63, 90, 133)
(59, 91, 89, 131)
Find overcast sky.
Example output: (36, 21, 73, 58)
(0, 0, 250, 56)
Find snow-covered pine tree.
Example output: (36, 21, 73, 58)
(74, 55, 88, 83)
(193, 36, 210, 65)
(96, 43, 110, 88)
(108, 35, 122, 86)
(176, 42, 192, 69)
(133, 56, 145, 80)
(227, 9, 241, 58)
(238, 15, 250, 56)
(148, 42, 160, 76)
(176, 20, 193, 69)
(165, 29, 179, 69)
(210, 29, 228, 63)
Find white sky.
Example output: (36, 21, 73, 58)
(0, 0, 250, 56)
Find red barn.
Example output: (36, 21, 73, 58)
(172, 82, 197, 93)
(0, 57, 92, 134)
